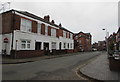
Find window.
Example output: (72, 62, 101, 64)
(45, 25, 48, 35)
(63, 31, 66, 38)
(64, 43, 66, 49)
(37, 23, 41, 34)
(71, 43, 72, 48)
(70, 33, 73, 39)
(68, 43, 69, 49)
(51, 42, 56, 49)
(51, 28, 56, 37)
(21, 18, 32, 32)
(21, 40, 31, 49)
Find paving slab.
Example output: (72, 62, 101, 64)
(80, 53, 120, 81)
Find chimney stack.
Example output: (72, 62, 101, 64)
(51, 20, 55, 24)
(59, 23, 62, 27)
(44, 15, 50, 22)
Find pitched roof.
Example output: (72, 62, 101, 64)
(2, 9, 73, 33)
(117, 27, 120, 33)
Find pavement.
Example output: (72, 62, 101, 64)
(80, 52, 120, 82)
(2, 52, 83, 64)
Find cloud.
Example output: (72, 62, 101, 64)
(11, 1, 118, 43)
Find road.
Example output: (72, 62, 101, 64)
(2, 51, 103, 80)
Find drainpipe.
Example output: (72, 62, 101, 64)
(11, 10, 15, 58)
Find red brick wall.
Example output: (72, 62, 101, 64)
(14, 14, 21, 30)
(48, 26, 51, 36)
(32, 21, 37, 33)
(66, 49, 74, 53)
(56, 29, 59, 37)
(41, 23, 45, 35)
(2, 12, 13, 34)
(58, 29, 63, 37)
(11, 50, 44, 59)
(75, 32, 92, 51)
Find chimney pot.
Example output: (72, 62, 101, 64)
(59, 23, 62, 27)
(44, 15, 50, 21)
(51, 20, 55, 24)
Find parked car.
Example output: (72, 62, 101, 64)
(113, 51, 120, 60)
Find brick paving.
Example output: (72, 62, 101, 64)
(80, 52, 120, 81)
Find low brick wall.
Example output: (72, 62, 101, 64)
(11, 50, 44, 59)
(109, 57, 120, 71)
(51, 50, 67, 55)
(66, 49, 74, 53)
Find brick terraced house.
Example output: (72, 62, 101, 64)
(74, 31, 92, 52)
(0, 9, 74, 58)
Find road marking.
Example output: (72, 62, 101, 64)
(74, 53, 102, 80)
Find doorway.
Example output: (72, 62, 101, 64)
(44, 43, 49, 55)
(35, 42, 41, 50)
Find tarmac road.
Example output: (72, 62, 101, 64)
(2, 51, 102, 80)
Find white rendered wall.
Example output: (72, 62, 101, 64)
(13, 30, 74, 51)
(2, 33, 12, 55)
(59, 37, 74, 50)
(13, 30, 60, 50)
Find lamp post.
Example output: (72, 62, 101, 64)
(102, 28, 109, 57)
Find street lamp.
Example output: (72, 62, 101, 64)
(102, 28, 109, 56)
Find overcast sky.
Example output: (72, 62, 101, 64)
(0, 0, 119, 43)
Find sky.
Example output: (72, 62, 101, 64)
(0, 0, 119, 43)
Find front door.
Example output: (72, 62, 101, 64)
(44, 43, 49, 55)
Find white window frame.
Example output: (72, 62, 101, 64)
(51, 42, 56, 49)
(51, 28, 56, 37)
(21, 40, 31, 50)
(45, 25, 48, 35)
(37, 23, 41, 34)
(70, 33, 73, 39)
(63, 31, 66, 38)
(21, 18, 32, 32)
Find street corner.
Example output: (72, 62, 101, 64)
(75, 54, 103, 81)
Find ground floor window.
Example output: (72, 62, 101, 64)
(52, 42, 56, 49)
(71, 43, 72, 48)
(21, 40, 31, 50)
(64, 43, 66, 49)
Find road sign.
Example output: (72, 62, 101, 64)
(4, 38, 8, 43)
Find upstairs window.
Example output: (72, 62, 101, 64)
(21, 18, 32, 32)
(51, 28, 56, 37)
(70, 33, 73, 39)
(37, 23, 41, 34)
(45, 25, 48, 35)
(63, 31, 66, 38)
